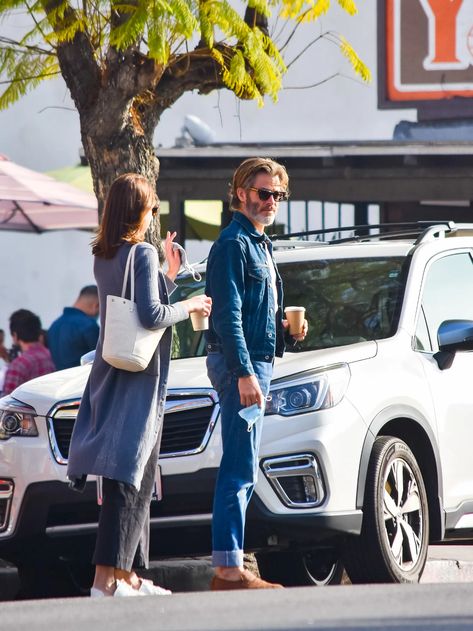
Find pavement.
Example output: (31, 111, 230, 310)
(1, 544, 473, 600)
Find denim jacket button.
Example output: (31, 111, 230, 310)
(268, 332, 273, 338)
(265, 355, 270, 360)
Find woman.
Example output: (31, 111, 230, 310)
(67, 173, 211, 597)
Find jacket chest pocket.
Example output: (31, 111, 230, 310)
(247, 264, 270, 304)
(248, 264, 270, 283)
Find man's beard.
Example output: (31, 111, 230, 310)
(247, 201, 276, 226)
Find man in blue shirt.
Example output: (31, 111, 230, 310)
(48, 285, 100, 370)
(205, 158, 307, 590)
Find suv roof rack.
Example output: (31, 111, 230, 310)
(269, 221, 457, 246)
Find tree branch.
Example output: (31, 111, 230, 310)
(286, 33, 324, 68)
(153, 48, 226, 120)
(0, 71, 61, 85)
(40, 0, 102, 112)
(0, 36, 54, 57)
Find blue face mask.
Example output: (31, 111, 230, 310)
(239, 400, 266, 432)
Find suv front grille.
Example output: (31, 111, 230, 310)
(47, 390, 219, 465)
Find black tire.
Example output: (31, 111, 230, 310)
(257, 548, 344, 587)
(344, 436, 429, 584)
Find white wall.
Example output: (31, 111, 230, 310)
(0, 231, 94, 343)
(0, 0, 417, 344)
(0, 0, 416, 172)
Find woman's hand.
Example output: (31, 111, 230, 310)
(184, 295, 212, 316)
(164, 231, 181, 281)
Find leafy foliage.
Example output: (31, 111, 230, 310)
(0, 0, 370, 111)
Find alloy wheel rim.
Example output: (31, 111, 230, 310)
(382, 457, 423, 570)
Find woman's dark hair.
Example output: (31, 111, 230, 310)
(92, 173, 157, 258)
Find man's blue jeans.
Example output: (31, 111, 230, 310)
(206, 352, 273, 568)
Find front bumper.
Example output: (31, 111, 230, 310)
(0, 467, 362, 563)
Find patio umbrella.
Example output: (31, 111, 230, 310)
(0, 155, 98, 233)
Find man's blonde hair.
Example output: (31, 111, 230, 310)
(229, 157, 289, 211)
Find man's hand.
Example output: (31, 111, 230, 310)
(282, 318, 309, 342)
(238, 375, 264, 408)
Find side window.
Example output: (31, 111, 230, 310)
(420, 252, 473, 352)
(414, 306, 432, 352)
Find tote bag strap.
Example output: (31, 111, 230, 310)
(121, 244, 139, 301)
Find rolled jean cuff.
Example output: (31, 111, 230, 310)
(212, 549, 244, 568)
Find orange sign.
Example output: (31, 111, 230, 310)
(385, 0, 473, 101)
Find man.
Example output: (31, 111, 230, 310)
(205, 157, 308, 590)
(3, 309, 55, 395)
(48, 285, 100, 370)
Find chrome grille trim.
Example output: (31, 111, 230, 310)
(47, 399, 81, 465)
(46, 389, 219, 464)
(160, 389, 219, 459)
(0, 479, 14, 532)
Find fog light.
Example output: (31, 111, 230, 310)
(302, 475, 318, 503)
(261, 454, 325, 509)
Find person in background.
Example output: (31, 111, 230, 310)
(0, 329, 9, 363)
(67, 173, 212, 598)
(47, 286, 100, 370)
(0, 329, 9, 393)
(2, 309, 55, 395)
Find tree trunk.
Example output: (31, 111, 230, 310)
(81, 118, 164, 259)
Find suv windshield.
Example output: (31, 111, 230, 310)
(171, 256, 406, 358)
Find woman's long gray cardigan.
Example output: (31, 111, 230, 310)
(67, 242, 188, 491)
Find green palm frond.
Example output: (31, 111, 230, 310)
(339, 35, 371, 82)
(110, 1, 148, 49)
(167, 0, 198, 37)
(0, 0, 370, 109)
(0, 0, 29, 12)
(300, 0, 330, 22)
(198, 4, 214, 48)
(247, 0, 272, 18)
(337, 0, 358, 15)
(0, 53, 59, 110)
(261, 34, 287, 74)
(148, 6, 169, 62)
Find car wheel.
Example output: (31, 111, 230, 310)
(344, 436, 429, 584)
(257, 548, 344, 586)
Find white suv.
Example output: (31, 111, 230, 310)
(2, 222, 473, 593)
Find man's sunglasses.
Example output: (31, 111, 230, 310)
(248, 187, 289, 202)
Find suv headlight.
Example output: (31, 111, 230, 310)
(265, 364, 350, 417)
(0, 397, 38, 440)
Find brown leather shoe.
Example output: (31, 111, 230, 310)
(210, 575, 283, 590)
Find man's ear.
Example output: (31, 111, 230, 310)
(236, 187, 246, 205)
(11, 332, 18, 344)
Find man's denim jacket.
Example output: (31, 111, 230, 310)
(205, 212, 285, 377)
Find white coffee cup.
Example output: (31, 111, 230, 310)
(190, 312, 209, 331)
(284, 306, 305, 335)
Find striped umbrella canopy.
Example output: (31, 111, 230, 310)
(0, 155, 98, 233)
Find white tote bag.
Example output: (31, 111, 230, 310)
(102, 244, 166, 371)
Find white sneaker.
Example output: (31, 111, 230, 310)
(90, 580, 142, 598)
(138, 579, 172, 596)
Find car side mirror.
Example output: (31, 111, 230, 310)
(434, 320, 473, 370)
(438, 320, 473, 352)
